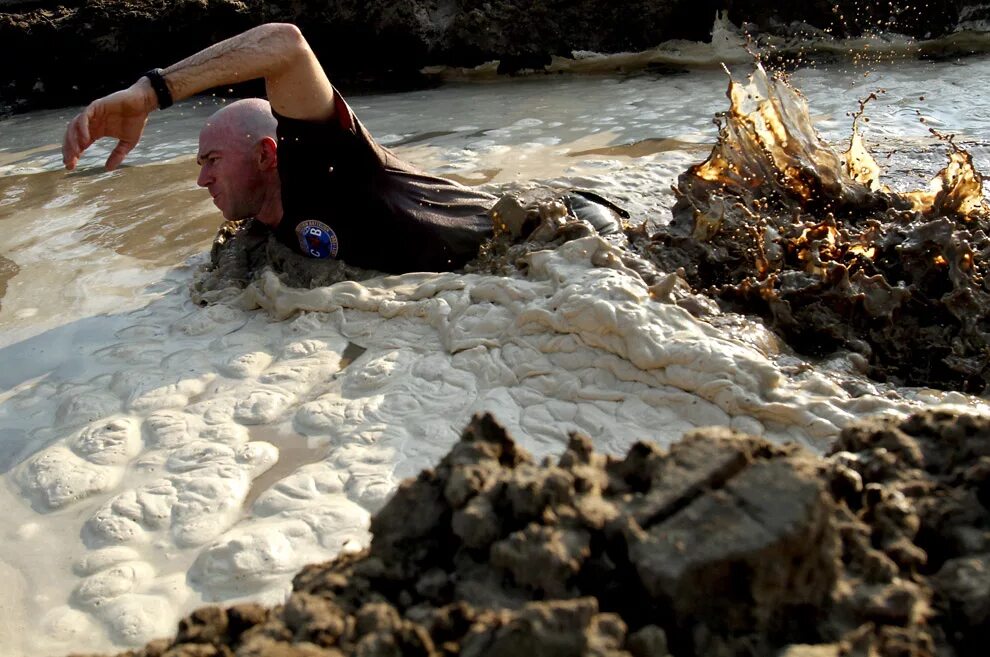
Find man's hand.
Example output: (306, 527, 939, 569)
(62, 79, 157, 171)
(61, 24, 334, 171)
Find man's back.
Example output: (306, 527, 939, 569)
(272, 91, 494, 273)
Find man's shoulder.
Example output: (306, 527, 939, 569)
(272, 87, 359, 141)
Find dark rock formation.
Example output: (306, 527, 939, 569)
(726, 0, 975, 40)
(0, 0, 259, 114)
(1, 1, 985, 115)
(70, 408, 990, 657)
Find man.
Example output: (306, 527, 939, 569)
(62, 23, 495, 273)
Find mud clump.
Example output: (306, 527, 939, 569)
(466, 187, 666, 284)
(73, 409, 990, 657)
(191, 218, 383, 304)
(640, 65, 990, 393)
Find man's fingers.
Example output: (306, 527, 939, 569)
(75, 109, 95, 153)
(63, 98, 144, 172)
(79, 103, 94, 145)
(62, 107, 98, 170)
(62, 113, 83, 169)
(105, 141, 133, 171)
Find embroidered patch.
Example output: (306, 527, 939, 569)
(296, 220, 339, 259)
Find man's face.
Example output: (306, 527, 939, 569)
(196, 121, 266, 221)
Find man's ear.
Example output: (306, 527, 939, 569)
(256, 136, 278, 170)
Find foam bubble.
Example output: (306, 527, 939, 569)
(16, 446, 120, 510)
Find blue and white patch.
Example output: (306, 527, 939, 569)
(296, 220, 339, 259)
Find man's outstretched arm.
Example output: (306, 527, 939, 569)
(62, 23, 334, 171)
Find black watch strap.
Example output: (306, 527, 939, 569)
(142, 68, 173, 110)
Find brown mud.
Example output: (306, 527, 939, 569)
(71, 409, 990, 657)
(192, 218, 382, 304)
(638, 65, 990, 393)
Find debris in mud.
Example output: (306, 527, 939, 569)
(77, 409, 990, 657)
(465, 187, 667, 285)
(639, 64, 990, 393)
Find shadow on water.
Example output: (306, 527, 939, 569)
(240, 342, 366, 509)
(0, 277, 198, 473)
(0, 265, 373, 480)
(0, 254, 18, 309)
(0, 270, 261, 471)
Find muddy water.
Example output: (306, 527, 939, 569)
(3, 42, 990, 656)
(2, 51, 989, 465)
(0, 151, 218, 344)
(4, 56, 990, 346)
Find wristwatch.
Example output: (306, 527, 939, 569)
(142, 68, 174, 110)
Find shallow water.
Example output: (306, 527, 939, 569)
(3, 40, 990, 655)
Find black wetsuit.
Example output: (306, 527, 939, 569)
(272, 90, 495, 273)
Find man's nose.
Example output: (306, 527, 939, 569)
(196, 167, 211, 188)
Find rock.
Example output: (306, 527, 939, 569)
(1, 1, 985, 114)
(777, 646, 840, 657)
(174, 607, 229, 644)
(626, 455, 838, 640)
(490, 524, 591, 597)
(460, 598, 627, 657)
(933, 554, 990, 634)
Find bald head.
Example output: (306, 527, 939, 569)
(197, 98, 281, 223)
(200, 98, 278, 151)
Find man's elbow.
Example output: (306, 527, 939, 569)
(258, 23, 311, 63)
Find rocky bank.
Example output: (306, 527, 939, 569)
(0, 0, 985, 114)
(70, 408, 990, 657)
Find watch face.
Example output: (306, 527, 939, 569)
(296, 220, 339, 259)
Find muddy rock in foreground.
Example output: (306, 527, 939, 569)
(72, 409, 990, 657)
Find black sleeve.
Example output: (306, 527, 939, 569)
(271, 92, 390, 262)
(273, 95, 385, 218)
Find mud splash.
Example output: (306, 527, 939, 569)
(640, 64, 990, 393)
